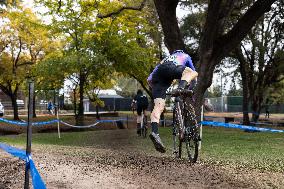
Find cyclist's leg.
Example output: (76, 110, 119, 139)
(136, 106, 143, 135)
(150, 62, 176, 134)
(150, 98, 166, 133)
(150, 97, 167, 153)
(149, 64, 174, 153)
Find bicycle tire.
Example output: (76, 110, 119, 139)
(142, 124, 147, 138)
(178, 134, 198, 162)
(141, 116, 147, 138)
(173, 103, 182, 158)
(172, 121, 179, 158)
(178, 104, 199, 162)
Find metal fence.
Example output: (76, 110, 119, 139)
(207, 96, 284, 113)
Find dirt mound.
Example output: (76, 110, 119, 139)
(1, 129, 284, 188)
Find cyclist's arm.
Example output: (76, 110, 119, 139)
(185, 55, 195, 71)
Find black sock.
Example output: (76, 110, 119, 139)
(178, 80, 188, 89)
(151, 122, 159, 134)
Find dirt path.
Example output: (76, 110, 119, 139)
(1, 130, 284, 189)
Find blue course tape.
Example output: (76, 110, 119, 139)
(30, 158, 46, 189)
(0, 143, 46, 189)
(0, 143, 26, 160)
(97, 119, 127, 123)
(0, 118, 28, 126)
(201, 121, 284, 133)
(0, 117, 127, 127)
(32, 119, 59, 126)
(0, 117, 60, 126)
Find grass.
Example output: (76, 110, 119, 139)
(0, 126, 283, 172)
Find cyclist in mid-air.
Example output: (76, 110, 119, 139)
(132, 89, 149, 135)
(147, 50, 198, 153)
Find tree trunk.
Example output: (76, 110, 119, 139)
(11, 93, 20, 120)
(235, 47, 250, 125)
(77, 71, 86, 125)
(73, 89, 77, 116)
(193, 57, 218, 121)
(96, 105, 100, 120)
(251, 95, 263, 123)
(78, 72, 85, 116)
(153, 0, 185, 53)
(240, 71, 250, 125)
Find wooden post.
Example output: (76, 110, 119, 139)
(24, 79, 34, 189)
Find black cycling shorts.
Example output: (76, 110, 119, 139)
(137, 106, 147, 116)
(151, 62, 185, 99)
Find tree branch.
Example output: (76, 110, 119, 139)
(97, 0, 147, 19)
(17, 61, 34, 67)
(14, 38, 22, 68)
(218, 0, 277, 55)
(128, 73, 152, 99)
(57, 0, 62, 12)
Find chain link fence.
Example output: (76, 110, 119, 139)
(207, 96, 284, 113)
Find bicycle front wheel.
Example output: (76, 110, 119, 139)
(141, 116, 147, 138)
(141, 125, 147, 138)
(179, 105, 199, 163)
(185, 134, 199, 163)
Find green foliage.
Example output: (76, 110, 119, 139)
(227, 87, 243, 96)
(34, 0, 117, 113)
(115, 76, 141, 98)
(0, 6, 56, 119)
(268, 79, 284, 104)
(207, 85, 222, 98)
(181, 10, 205, 52)
(94, 0, 161, 95)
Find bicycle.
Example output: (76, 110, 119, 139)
(167, 89, 200, 163)
(140, 111, 147, 138)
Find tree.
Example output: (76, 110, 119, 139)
(35, 0, 119, 124)
(93, 0, 278, 120)
(268, 79, 284, 104)
(115, 77, 140, 98)
(96, 0, 161, 99)
(0, 8, 50, 120)
(207, 85, 222, 98)
(235, 1, 284, 123)
(153, 0, 278, 119)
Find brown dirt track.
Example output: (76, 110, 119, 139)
(1, 129, 284, 189)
